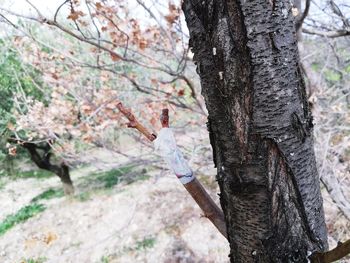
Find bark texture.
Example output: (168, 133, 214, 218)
(10, 139, 75, 195)
(182, 0, 328, 262)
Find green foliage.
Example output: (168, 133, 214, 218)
(0, 178, 6, 190)
(75, 191, 91, 202)
(134, 237, 156, 251)
(22, 257, 47, 263)
(16, 169, 54, 179)
(1, 163, 55, 179)
(0, 40, 45, 171)
(0, 154, 15, 177)
(311, 62, 321, 71)
(31, 188, 64, 203)
(345, 64, 350, 74)
(324, 69, 342, 83)
(100, 256, 110, 263)
(97, 166, 150, 188)
(102, 236, 156, 260)
(0, 41, 44, 133)
(0, 203, 46, 236)
(96, 166, 132, 188)
(84, 166, 135, 189)
(73, 166, 149, 201)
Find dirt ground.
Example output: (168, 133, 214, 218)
(0, 152, 349, 263)
(0, 166, 229, 263)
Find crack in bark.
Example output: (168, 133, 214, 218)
(183, 0, 328, 262)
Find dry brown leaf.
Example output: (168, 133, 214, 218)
(7, 122, 15, 131)
(110, 52, 121, 61)
(95, 2, 103, 10)
(43, 232, 58, 245)
(177, 89, 185, 96)
(67, 10, 85, 21)
(8, 146, 17, 156)
(139, 39, 148, 50)
(164, 14, 178, 25)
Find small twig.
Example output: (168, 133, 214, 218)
(302, 27, 350, 38)
(296, 0, 311, 31)
(116, 102, 156, 141)
(25, 0, 44, 19)
(54, 0, 69, 22)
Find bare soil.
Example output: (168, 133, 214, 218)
(0, 167, 229, 263)
(0, 147, 348, 262)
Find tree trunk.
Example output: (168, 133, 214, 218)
(183, 0, 328, 262)
(56, 163, 74, 195)
(12, 139, 75, 195)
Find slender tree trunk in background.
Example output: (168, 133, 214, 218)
(16, 140, 75, 195)
(183, 0, 328, 262)
(54, 163, 74, 195)
(4, 155, 15, 176)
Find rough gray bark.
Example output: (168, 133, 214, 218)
(182, 0, 328, 262)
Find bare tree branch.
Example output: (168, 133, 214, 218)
(296, 0, 311, 31)
(302, 27, 350, 38)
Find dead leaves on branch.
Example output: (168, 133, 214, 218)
(7, 0, 194, 161)
(33, 0, 184, 67)
(95, 2, 103, 10)
(165, 3, 181, 25)
(67, 10, 85, 21)
(14, 86, 123, 153)
(91, 1, 179, 52)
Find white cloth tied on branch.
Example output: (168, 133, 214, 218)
(154, 128, 194, 184)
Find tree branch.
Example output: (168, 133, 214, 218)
(302, 27, 350, 38)
(117, 103, 227, 239)
(310, 239, 350, 263)
(296, 0, 311, 31)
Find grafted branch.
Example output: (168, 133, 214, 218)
(117, 102, 227, 239)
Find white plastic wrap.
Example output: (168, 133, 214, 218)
(154, 128, 194, 184)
